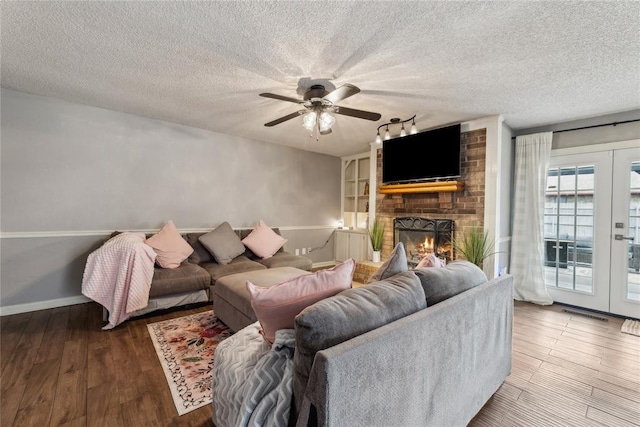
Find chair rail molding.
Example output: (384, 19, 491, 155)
(0, 225, 337, 239)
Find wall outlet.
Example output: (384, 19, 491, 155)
(301, 248, 306, 255)
(307, 247, 312, 253)
(295, 248, 300, 256)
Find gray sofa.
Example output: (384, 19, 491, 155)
(296, 270, 513, 426)
(212, 259, 513, 427)
(109, 227, 312, 318)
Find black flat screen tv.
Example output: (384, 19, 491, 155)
(382, 123, 461, 184)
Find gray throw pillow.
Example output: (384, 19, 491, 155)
(366, 242, 408, 283)
(198, 222, 246, 265)
(293, 271, 426, 407)
(184, 232, 214, 264)
(414, 259, 488, 305)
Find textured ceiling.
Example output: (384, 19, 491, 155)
(2, 1, 639, 157)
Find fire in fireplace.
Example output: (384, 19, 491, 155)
(393, 217, 455, 267)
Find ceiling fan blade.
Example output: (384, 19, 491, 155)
(334, 106, 381, 121)
(323, 83, 360, 104)
(264, 110, 306, 127)
(259, 93, 303, 104)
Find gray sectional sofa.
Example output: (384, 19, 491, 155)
(211, 258, 514, 427)
(113, 227, 312, 318)
(295, 268, 514, 426)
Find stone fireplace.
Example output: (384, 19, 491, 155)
(394, 217, 454, 267)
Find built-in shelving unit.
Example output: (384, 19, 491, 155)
(341, 153, 370, 230)
(378, 180, 464, 194)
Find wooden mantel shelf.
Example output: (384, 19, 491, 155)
(378, 181, 464, 194)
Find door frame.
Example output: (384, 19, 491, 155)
(549, 139, 640, 316)
(545, 150, 612, 312)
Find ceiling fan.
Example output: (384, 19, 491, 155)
(260, 83, 382, 139)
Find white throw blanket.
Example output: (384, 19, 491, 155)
(81, 232, 157, 329)
(212, 322, 295, 427)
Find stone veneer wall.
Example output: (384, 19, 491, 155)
(375, 129, 487, 260)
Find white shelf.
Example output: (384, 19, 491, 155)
(341, 153, 371, 230)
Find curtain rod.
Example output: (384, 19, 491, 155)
(511, 119, 640, 140)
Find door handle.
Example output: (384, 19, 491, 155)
(614, 234, 634, 241)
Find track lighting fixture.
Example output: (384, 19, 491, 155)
(374, 115, 417, 144)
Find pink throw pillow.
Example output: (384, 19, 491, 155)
(145, 220, 194, 269)
(416, 253, 446, 269)
(242, 220, 288, 259)
(247, 258, 355, 343)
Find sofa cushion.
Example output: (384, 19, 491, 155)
(241, 220, 288, 259)
(366, 242, 408, 283)
(293, 270, 426, 409)
(201, 256, 266, 285)
(145, 220, 194, 269)
(149, 262, 210, 298)
(257, 252, 312, 271)
(414, 259, 487, 305)
(247, 259, 355, 344)
(183, 232, 214, 264)
(198, 222, 246, 265)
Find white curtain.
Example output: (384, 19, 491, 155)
(510, 132, 553, 305)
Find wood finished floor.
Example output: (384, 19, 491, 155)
(1, 301, 639, 426)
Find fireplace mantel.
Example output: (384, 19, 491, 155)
(378, 180, 464, 194)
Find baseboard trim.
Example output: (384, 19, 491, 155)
(0, 295, 92, 316)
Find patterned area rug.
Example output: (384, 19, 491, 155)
(621, 319, 640, 337)
(147, 310, 232, 415)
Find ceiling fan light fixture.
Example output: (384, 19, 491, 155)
(302, 112, 317, 131)
(319, 111, 335, 132)
(261, 83, 382, 140)
(400, 123, 407, 137)
(384, 125, 390, 140)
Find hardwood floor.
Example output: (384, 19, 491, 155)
(1, 301, 638, 426)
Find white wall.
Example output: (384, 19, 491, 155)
(462, 115, 511, 279)
(497, 121, 513, 276)
(1, 89, 341, 312)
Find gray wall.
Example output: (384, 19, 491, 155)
(1, 89, 340, 310)
(514, 109, 640, 149)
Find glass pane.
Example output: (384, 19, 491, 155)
(344, 160, 355, 180)
(544, 164, 594, 293)
(546, 168, 559, 192)
(577, 165, 595, 191)
(558, 215, 575, 240)
(627, 161, 640, 301)
(358, 158, 370, 180)
(559, 167, 577, 192)
(344, 181, 355, 197)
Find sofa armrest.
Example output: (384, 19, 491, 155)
(297, 274, 513, 427)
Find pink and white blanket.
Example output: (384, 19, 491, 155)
(82, 232, 157, 329)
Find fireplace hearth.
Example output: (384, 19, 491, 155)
(394, 217, 454, 267)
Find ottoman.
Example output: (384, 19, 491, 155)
(213, 266, 311, 332)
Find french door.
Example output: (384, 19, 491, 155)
(544, 145, 640, 318)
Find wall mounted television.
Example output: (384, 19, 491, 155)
(382, 123, 461, 185)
